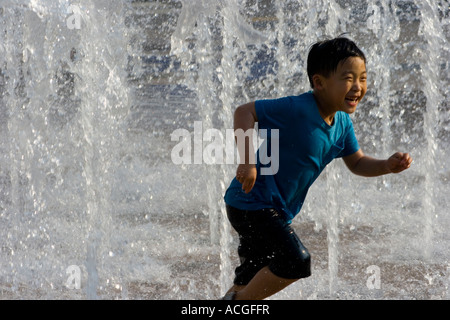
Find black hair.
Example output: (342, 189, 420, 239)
(307, 36, 366, 88)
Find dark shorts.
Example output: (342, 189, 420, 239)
(226, 205, 311, 285)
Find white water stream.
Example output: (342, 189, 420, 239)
(0, 0, 448, 299)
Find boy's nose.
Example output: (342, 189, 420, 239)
(352, 81, 363, 92)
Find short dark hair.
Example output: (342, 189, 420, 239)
(307, 37, 366, 88)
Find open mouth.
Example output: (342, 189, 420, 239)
(345, 97, 359, 103)
(345, 96, 360, 107)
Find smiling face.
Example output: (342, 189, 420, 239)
(319, 56, 367, 115)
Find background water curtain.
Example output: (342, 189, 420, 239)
(0, 0, 448, 299)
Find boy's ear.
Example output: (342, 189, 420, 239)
(312, 74, 325, 90)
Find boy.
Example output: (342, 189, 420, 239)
(222, 37, 412, 300)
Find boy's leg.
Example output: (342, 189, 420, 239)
(226, 284, 245, 294)
(224, 205, 310, 300)
(222, 284, 245, 299)
(234, 266, 298, 300)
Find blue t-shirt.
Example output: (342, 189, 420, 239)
(224, 91, 360, 223)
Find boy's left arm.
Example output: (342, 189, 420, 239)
(343, 149, 412, 177)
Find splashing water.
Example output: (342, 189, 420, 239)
(0, 0, 449, 300)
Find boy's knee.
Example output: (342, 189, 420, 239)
(271, 248, 311, 280)
(291, 249, 311, 278)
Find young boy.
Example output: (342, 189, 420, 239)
(222, 37, 412, 300)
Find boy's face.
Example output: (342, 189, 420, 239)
(320, 57, 367, 114)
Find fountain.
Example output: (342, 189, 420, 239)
(0, 0, 448, 300)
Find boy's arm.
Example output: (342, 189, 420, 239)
(343, 149, 412, 177)
(234, 102, 258, 193)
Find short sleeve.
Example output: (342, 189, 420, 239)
(339, 119, 360, 157)
(255, 96, 295, 130)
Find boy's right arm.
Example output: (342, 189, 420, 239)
(234, 102, 258, 194)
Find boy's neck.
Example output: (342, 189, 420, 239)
(312, 91, 336, 126)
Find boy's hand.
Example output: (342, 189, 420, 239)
(236, 163, 257, 194)
(387, 152, 412, 173)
